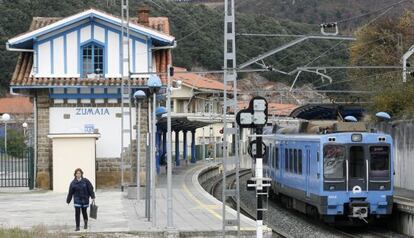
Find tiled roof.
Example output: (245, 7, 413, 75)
(238, 101, 297, 117)
(172, 67, 228, 91)
(11, 12, 171, 87)
(0, 96, 33, 114)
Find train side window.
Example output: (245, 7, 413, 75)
(289, 149, 294, 173)
(293, 149, 298, 174)
(285, 148, 288, 171)
(276, 148, 279, 169)
(298, 149, 303, 174)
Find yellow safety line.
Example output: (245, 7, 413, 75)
(180, 165, 257, 232)
(182, 182, 223, 220)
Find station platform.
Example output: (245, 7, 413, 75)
(0, 161, 262, 237)
(395, 187, 414, 202)
(126, 161, 259, 235)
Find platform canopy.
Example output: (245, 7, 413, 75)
(156, 113, 223, 132)
(289, 103, 366, 120)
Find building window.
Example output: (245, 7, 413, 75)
(82, 44, 104, 77)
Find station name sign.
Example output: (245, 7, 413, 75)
(75, 108, 110, 116)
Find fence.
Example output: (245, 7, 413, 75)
(0, 148, 34, 189)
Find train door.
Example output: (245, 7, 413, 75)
(348, 145, 366, 192)
(305, 145, 311, 197)
(280, 144, 284, 180)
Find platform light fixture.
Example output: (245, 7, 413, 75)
(133, 90, 146, 203)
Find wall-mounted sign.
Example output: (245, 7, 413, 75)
(84, 124, 95, 133)
(75, 108, 110, 116)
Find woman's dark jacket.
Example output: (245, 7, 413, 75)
(66, 177, 95, 206)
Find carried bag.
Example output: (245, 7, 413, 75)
(90, 200, 98, 219)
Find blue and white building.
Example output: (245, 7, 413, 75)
(7, 7, 175, 189)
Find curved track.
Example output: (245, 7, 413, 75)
(207, 169, 408, 238)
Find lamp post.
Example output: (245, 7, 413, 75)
(2, 113, 11, 154)
(147, 75, 162, 227)
(134, 90, 147, 202)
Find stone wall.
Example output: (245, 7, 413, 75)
(35, 90, 52, 189)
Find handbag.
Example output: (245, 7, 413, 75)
(90, 200, 98, 219)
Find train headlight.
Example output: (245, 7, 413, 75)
(351, 133, 362, 142)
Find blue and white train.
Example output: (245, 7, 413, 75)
(263, 121, 393, 224)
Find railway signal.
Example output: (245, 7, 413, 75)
(236, 96, 270, 238)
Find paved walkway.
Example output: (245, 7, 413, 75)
(0, 162, 257, 235)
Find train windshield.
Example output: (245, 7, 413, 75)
(323, 145, 346, 179)
(370, 146, 390, 177)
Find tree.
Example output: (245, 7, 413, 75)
(349, 11, 414, 119)
(0, 128, 27, 157)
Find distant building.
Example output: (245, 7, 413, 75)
(0, 95, 33, 137)
(7, 8, 174, 189)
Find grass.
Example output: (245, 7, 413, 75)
(0, 225, 119, 238)
(0, 225, 67, 238)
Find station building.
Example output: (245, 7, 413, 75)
(7, 7, 174, 189)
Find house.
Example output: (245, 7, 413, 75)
(0, 95, 33, 138)
(6, 7, 175, 189)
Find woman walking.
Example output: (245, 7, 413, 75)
(66, 168, 95, 231)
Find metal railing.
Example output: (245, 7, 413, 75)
(0, 148, 34, 189)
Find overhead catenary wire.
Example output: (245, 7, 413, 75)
(333, 0, 409, 24)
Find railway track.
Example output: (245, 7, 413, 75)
(209, 169, 291, 238)
(207, 169, 407, 238)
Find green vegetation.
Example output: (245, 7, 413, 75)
(0, 225, 64, 238)
(349, 11, 414, 119)
(0, 0, 349, 92)
(0, 128, 27, 157)
(1, 0, 414, 118)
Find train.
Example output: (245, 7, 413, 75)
(262, 119, 393, 224)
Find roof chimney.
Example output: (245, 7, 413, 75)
(138, 5, 150, 27)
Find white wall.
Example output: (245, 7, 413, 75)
(49, 107, 137, 158)
(37, 41, 51, 75)
(53, 37, 64, 74)
(66, 31, 78, 75)
(34, 21, 149, 78)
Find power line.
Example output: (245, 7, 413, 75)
(334, 0, 409, 24)
(315, 69, 401, 89)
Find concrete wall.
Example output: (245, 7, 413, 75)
(373, 121, 414, 190)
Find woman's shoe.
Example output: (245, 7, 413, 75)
(75, 227, 80, 231)
(84, 220, 88, 229)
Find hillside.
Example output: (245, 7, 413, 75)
(235, 0, 414, 28)
(0, 0, 351, 93)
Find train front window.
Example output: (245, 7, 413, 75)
(370, 146, 390, 177)
(349, 146, 365, 178)
(323, 145, 345, 179)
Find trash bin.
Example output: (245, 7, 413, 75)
(127, 184, 137, 199)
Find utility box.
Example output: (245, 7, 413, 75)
(48, 133, 100, 193)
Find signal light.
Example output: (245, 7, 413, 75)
(169, 66, 174, 77)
